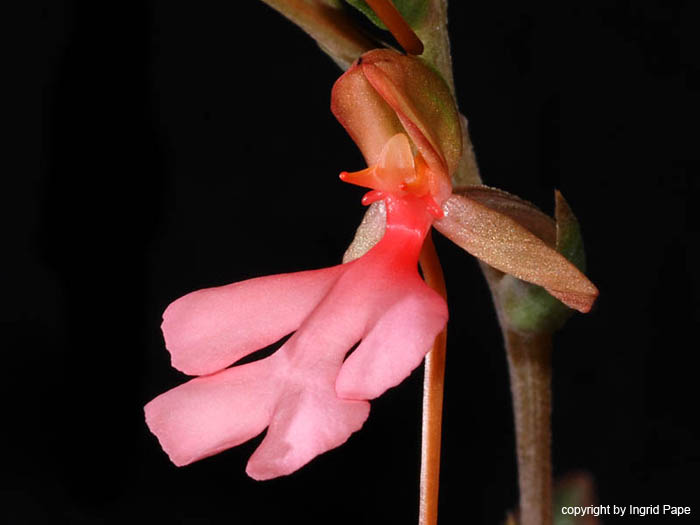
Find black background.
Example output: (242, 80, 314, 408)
(18, 1, 698, 523)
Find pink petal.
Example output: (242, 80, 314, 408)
(162, 266, 344, 375)
(147, 194, 438, 478)
(148, 276, 371, 477)
(243, 262, 378, 479)
(246, 386, 370, 480)
(335, 279, 447, 400)
(144, 357, 281, 467)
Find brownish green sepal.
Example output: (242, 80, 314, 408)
(435, 186, 597, 315)
(555, 190, 586, 273)
(499, 191, 591, 334)
(345, 0, 428, 30)
(332, 50, 462, 202)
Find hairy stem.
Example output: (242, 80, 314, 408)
(418, 232, 447, 525)
(504, 329, 553, 525)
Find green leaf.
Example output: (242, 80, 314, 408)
(345, 0, 428, 30)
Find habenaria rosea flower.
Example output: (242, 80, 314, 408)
(145, 50, 598, 480)
(146, 135, 447, 480)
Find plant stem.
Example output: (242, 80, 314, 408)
(504, 329, 553, 525)
(418, 232, 447, 525)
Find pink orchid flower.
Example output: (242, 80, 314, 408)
(145, 133, 447, 480)
(145, 50, 598, 480)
